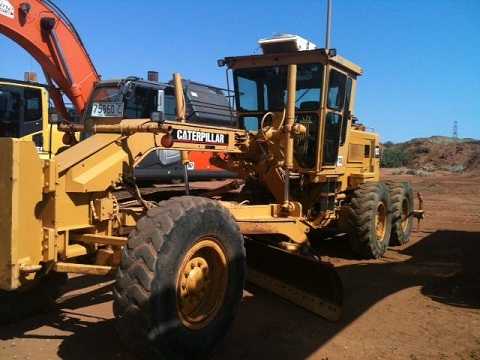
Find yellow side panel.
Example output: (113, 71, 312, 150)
(65, 143, 127, 193)
(0, 139, 44, 290)
(348, 143, 364, 163)
(0, 139, 15, 290)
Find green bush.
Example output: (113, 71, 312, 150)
(381, 146, 411, 168)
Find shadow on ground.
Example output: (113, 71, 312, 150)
(0, 276, 130, 359)
(213, 230, 480, 359)
(0, 230, 478, 360)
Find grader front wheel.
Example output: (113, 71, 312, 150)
(176, 237, 229, 330)
(113, 196, 246, 360)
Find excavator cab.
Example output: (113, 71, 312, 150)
(82, 77, 238, 181)
(83, 77, 236, 126)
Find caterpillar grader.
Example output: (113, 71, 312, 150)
(1, 1, 422, 359)
(0, 32, 419, 358)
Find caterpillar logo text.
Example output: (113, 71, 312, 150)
(173, 129, 229, 145)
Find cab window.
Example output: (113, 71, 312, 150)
(293, 64, 324, 168)
(327, 70, 347, 110)
(323, 112, 342, 165)
(0, 86, 21, 124)
(340, 77, 353, 146)
(124, 86, 157, 119)
(295, 63, 323, 111)
(240, 116, 260, 131)
(163, 87, 178, 120)
(234, 64, 324, 115)
(234, 66, 288, 113)
(24, 88, 43, 122)
(323, 69, 348, 165)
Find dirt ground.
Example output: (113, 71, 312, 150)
(1, 170, 479, 360)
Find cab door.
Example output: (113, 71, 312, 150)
(20, 87, 43, 139)
(322, 69, 352, 166)
(0, 84, 23, 137)
(293, 63, 324, 169)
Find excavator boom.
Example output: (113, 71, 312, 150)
(0, 0, 99, 118)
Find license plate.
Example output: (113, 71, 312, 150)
(91, 102, 124, 117)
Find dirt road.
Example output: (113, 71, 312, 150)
(1, 171, 479, 359)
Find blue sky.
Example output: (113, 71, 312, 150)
(1, 0, 479, 142)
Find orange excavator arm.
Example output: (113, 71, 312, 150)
(0, 0, 99, 118)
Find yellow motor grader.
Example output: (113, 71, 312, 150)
(0, 34, 418, 358)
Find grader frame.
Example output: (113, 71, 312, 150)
(1, 47, 379, 287)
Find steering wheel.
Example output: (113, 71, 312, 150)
(259, 111, 275, 137)
(259, 109, 286, 138)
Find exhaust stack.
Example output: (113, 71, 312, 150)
(24, 72, 38, 82)
(325, 0, 332, 51)
(147, 71, 159, 82)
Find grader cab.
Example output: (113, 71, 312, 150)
(0, 34, 417, 359)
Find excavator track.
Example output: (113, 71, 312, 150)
(245, 239, 343, 322)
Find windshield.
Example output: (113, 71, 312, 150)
(86, 86, 125, 119)
(85, 84, 176, 120)
(90, 87, 123, 102)
(233, 63, 324, 114)
(234, 66, 287, 113)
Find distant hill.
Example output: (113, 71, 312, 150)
(381, 136, 480, 172)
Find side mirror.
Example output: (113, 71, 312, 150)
(157, 89, 165, 112)
(151, 89, 166, 122)
(121, 81, 135, 100)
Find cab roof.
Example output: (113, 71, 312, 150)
(222, 48, 363, 76)
(0, 78, 48, 88)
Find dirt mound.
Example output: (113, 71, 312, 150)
(382, 136, 480, 172)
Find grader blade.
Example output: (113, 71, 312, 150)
(245, 240, 343, 322)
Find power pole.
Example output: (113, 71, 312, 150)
(453, 120, 458, 139)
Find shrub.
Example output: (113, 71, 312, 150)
(381, 147, 411, 168)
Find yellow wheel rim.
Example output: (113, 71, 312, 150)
(375, 202, 387, 242)
(176, 237, 228, 329)
(400, 199, 409, 232)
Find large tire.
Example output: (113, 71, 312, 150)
(346, 182, 393, 259)
(113, 196, 246, 360)
(386, 181, 414, 245)
(0, 271, 67, 324)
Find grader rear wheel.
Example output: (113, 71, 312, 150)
(346, 182, 393, 259)
(386, 181, 414, 245)
(113, 196, 245, 360)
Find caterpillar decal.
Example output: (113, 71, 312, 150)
(173, 129, 229, 145)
